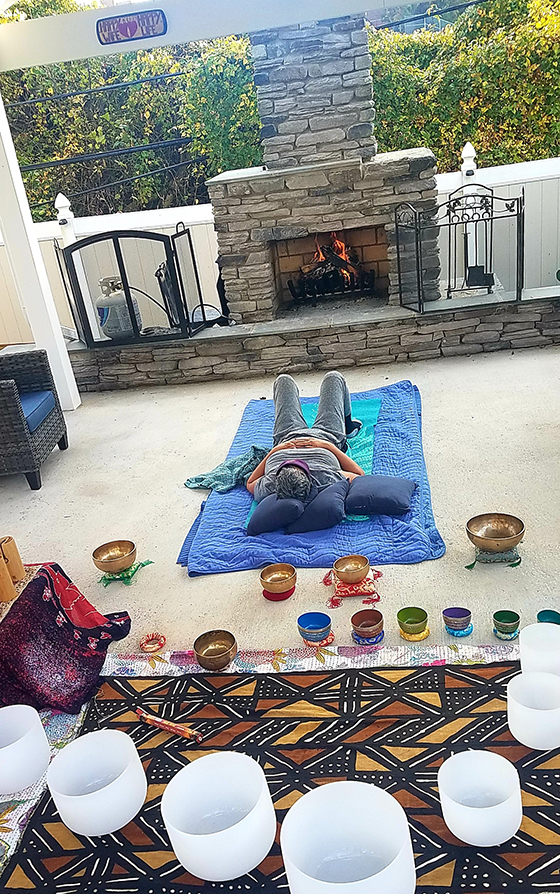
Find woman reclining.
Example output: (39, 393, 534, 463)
(246, 371, 365, 502)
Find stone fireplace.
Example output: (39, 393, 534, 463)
(206, 14, 440, 324)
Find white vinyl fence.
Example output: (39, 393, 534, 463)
(436, 153, 560, 298)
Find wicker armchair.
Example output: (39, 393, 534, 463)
(0, 350, 68, 490)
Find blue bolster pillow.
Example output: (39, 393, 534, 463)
(285, 478, 350, 534)
(346, 474, 416, 516)
(247, 494, 304, 536)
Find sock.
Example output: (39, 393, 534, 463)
(345, 414, 362, 437)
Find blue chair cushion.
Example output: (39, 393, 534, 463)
(19, 390, 56, 433)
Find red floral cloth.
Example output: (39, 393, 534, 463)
(323, 568, 382, 609)
(0, 564, 130, 713)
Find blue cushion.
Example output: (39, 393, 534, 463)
(346, 474, 416, 516)
(286, 478, 350, 534)
(247, 494, 305, 536)
(19, 390, 56, 433)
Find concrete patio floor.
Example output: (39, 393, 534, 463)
(1, 345, 559, 654)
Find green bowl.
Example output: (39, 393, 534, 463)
(493, 610, 520, 632)
(537, 610, 560, 625)
(397, 607, 428, 634)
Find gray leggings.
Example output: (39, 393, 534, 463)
(272, 371, 352, 449)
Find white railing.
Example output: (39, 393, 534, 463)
(1, 147, 559, 343)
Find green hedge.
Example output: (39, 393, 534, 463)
(369, 0, 560, 171)
(2, 0, 559, 216)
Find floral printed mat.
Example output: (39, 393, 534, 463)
(0, 640, 520, 875)
(0, 709, 84, 872)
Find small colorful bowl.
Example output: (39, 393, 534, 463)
(493, 610, 520, 634)
(351, 609, 383, 639)
(397, 607, 428, 635)
(537, 610, 560, 625)
(442, 607, 472, 631)
(297, 612, 332, 643)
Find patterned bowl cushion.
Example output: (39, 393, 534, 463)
(0, 564, 131, 714)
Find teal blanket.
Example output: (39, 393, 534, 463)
(185, 445, 268, 494)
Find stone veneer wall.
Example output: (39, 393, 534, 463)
(251, 16, 376, 168)
(71, 300, 560, 391)
(206, 148, 439, 324)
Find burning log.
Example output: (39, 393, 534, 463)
(288, 231, 375, 303)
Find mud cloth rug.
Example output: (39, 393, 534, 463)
(178, 379, 445, 574)
(5, 663, 560, 894)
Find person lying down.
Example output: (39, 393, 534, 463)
(246, 371, 365, 502)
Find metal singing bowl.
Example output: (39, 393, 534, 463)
(92, 539, 136, 573)
(194, 630, 237, 671)
(260, 563, 297, 593)
(466, 513, 525, 553)
(333, 554, 370, 584)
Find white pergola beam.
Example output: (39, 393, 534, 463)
(0, 93, 81, 409)
(0, 0, 405, 72)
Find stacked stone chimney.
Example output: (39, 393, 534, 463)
(250, 15, 376, 168)
(206, 14, 440, 325)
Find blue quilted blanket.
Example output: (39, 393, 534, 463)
(178, 380, 445, 574)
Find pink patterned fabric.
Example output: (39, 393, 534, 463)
(0, 564, 130, 713)
(323, 567, 382, 608)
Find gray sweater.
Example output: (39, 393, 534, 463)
(253, 447, 344, 502)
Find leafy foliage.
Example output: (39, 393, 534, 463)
(1, 0, 559, 218)
(0, 2, 261, 219)
(369, 0, 560, 171)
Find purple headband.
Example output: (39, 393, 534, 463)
(276, 458, 311, 478)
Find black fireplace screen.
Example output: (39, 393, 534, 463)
(60, 226, 227, 347)
(395, 184, 525, 313)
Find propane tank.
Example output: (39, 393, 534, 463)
(96, 276, 142, 339)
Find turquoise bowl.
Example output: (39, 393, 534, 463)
(537, 610, 560, 625)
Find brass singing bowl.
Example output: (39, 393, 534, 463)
(466, 513, 525, 553)
(334, 554, 370, 584)
(92, 539, 136, 573)
(194, 630, 237, 671)
(260, 563, 297, 594)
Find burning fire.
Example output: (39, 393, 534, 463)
(330, 232, 351, 281)
(310, 232, 352, 281)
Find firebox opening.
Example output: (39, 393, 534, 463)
(274, 226, 389, 312)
